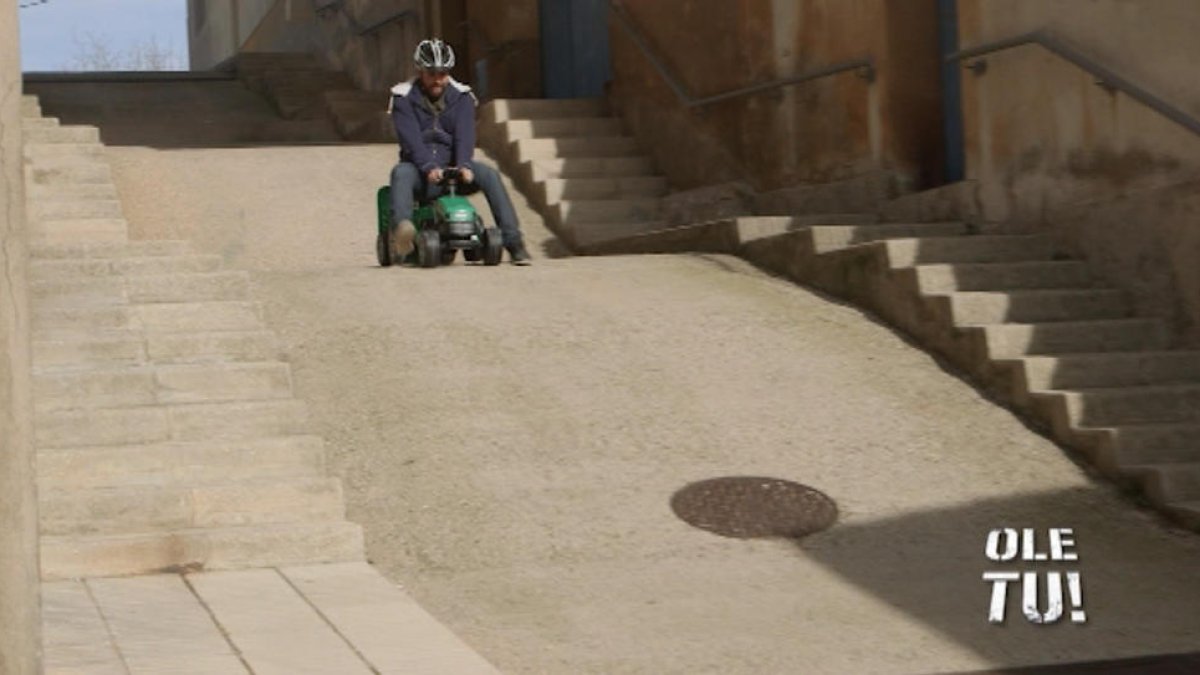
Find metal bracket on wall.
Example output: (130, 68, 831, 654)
(965, 59, 988, 76)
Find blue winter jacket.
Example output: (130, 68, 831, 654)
(389, 78, 478, 174)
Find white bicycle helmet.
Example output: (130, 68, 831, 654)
(414, 38, 456, 71)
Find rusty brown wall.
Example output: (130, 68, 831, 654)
(956, 0, 1200, 343)
(608, 0, 944, 193)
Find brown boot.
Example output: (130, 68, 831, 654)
(391, 220, 416, 260)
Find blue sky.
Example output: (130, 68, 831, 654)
(19, 0, 188, 71)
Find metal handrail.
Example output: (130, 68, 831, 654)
(947, 30, 1200, 139)
(609, 0, 874, 109)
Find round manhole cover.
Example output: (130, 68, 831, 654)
(670, 476, 838, 539)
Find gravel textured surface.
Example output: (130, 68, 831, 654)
(107, 140, 1200, 675)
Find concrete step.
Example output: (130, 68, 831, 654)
(21, 116, 59, 129)
(538, 176, 668, 205)
(503, 117, 623, 141)
(36, 398, 311, 449)
(512, 136, 641, 162)
(28, 182, 118, 201)
(38, 435, 326, 491)
(36, 361, 293, 412)
(29, 198, 123, 220)
(323, 89, 389, 104)
(913, 261, 1093, 293)
(526, 156, 656, 182)
(23, 142, 107, 160)
(1100, 423, 1200, 466)
(22, 95, 41, 117)
(978, 318, 1168, 359)
(25, 160, 113, 185)
(1035, 384, 1200, 426)
(40, 477, 345, 536)
(553, 198, 661, 225)
(29, 218, 128, 245)
(34, 301, 264, 334)
(1167, 501, 1200, 529)
(30, 254, 222, 280)
(1123, 462, 1200, 503)
(124, 271, 250, 303)
(22, 126, 100, 144)
(484, 98, 606, 123)
(237, 52, 321, 69)
(886, 234, 1056, 266)
(29, 240, 191, 259)
(34, 335, 147, 369)
(1011, 352, 1200, 390)
(40, 520, 364, 580)
(937, 289, 1130, 326)
(569, 220, 670, 249)
(811, 222, 970, 254)
(30, 275, 127, 307)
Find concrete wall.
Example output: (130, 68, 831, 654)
(464, 0, 541, 100)
(0, 1, 42, 671)
(306, 0, 426, 92)
(608, 0, 944, 193)
(956, 0, 1200, 344)
(189, 0, 284, 69)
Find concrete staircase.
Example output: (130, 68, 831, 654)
(21, 95, 365, 579)
(589, 193, 1200, 530)
(480, 98, 671, 250)
(236, 52, 394, 141)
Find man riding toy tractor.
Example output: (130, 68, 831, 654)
(377, 38, 532, 267)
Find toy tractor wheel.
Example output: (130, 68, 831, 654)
(482, 227, 503, 266)
(441, 248, 457, 265)
(417, 230, 442, 268)
(376, 229, 393, 267)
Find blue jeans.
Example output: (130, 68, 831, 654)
(389, 162, 524, 250)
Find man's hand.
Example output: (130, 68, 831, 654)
(459, 167, 474, 184)
(427, 167, 444, 183)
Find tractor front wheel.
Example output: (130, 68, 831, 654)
(417, 230, 442, 268)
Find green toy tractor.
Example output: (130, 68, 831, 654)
(375, 168, 504, 268)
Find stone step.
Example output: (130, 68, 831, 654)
(1035, 384, 1200, 426)
(1011, 352, 1200, 390)
(512, 136, 641, 162)
(237, 52, 320, 68)
(40, 477, 345, 536)
(537, 176, 668, 205)
(22, 125, 100, 144)
(1099, 423, 1200, 466)
(35, 362, 293, 412)
(1123, 462, 1200, 503)
(503, 117, 623, 141)
(28, 182, 119, 201)
(30, 254, 223, 280)
(22, 95, 41, 117)
(1167, 501, 1200, 528)
(37, 435, 327, 491)
(36, 398, 311, 449)
(323, 89, 389, 104)
(484, 98, 607, 123)
(30, 218, 128, 246)
(553, 198, 661, 225)
(23, 142, 107, 160)
(31, 272, 247, 307)
(34, 301, 264, 334)
(33, 330, 281, 368)
(25, 160, 114, 185)
(526, 156, 656, 182)
(913, 261, 1094, 293)
(34, 335, 148, 368)
(977, 318, 1167, 359)
(936, 289, 1130, 326)
(886, 234, 1056, 266)
(29, 239, 191, 259)
(40, 520, 364, 580)
(811, 222, 970, 254)
(30, 275, 127, 307)
(22, 116, 59, 129)
(569, 220, 670, 249)
(29, 198, 123, 220)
